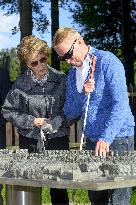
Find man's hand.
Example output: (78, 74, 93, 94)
(95, 140, 109, 157)
(83, 79, 95, 94)
(34, 118, 45, 128)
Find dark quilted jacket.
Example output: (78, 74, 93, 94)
(2, 65, 69, 139)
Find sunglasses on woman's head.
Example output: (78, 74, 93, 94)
(30, 57, 47, 67)
(58, 39, 77, 61)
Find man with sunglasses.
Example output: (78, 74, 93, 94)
(53, 27, 134, 205)
(2, 35, 69, 205)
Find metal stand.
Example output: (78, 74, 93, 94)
(6, 185, 42, 205)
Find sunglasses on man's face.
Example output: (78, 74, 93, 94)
(30, 57, 47, 67)
(58, 39, 77, 61)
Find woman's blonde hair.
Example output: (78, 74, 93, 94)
(17, 35, 49, 66)
(52, 27, 80, 48)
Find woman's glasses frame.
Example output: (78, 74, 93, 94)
(30, 57, 47, 67)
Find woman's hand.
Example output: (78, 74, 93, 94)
(34, 118, 45, 128)
(83, 79, 95, 94)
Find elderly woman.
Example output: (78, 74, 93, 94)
(2, 35, 69, 205)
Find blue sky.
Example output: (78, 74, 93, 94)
(0, 3, 76, 49)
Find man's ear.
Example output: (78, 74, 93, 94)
(78, 38, 82, 45)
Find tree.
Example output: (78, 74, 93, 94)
(0, 48, 20, 81)
(17, 0, 33, 73)
(9, 59, 21, 81)
(63, 0, 136, 86)
(0, 0, 50, 73)
(0, 0, 49, 38)
(51, 0, 60, 70)
(121, 0, 135, 86)
(64, 0, 122, 51)
(18, 0, 33, 40)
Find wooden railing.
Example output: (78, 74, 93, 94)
(1, 56, 136, 148)
(6, 122, 19, 147)
(5, 90, 136, 148)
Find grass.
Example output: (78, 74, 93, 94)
(42, 187, 136, 204)
(42, 188, 89, 204)
(131, 187, 136, 205)
(2, 185, 136, 204)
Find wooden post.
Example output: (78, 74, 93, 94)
(6, 122, 13, 147)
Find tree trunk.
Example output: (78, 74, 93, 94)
(51, 0, 60, 70)
(18, 0, 33, 40)
(18, 0, 33, 73)
(121, 0, 134, 87)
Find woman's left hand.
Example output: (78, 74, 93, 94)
(83, 79, 95, 94)
(34, 118, 45, 128)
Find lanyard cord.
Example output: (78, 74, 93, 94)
(80, 55, 96, 150)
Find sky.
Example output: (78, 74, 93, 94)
(0, 3, 75, 50)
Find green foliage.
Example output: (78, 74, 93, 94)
(47, 49, 70, 74)
(0, 48, 21, 82)
(60, 61, 70, 74)
(68, 189, 89, 204)
(63, 0, 136, 57)
(42, 187, 51, 203)
(131, 187, 136, 205)
(9, 59, 21, 82)
(64, 0, 122, 52)
(42, 188, 89, 204)
(0, 0, 49, 35)
(1, 185, 6, 205)
(40, 187, 136, 204)
(0, 61, 3, 69)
